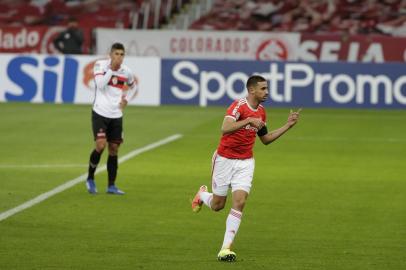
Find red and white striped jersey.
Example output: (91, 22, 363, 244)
(217, 98, 267, 159)
(92, 59, 135, 118)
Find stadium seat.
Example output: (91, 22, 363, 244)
(189, 0, 406, 36)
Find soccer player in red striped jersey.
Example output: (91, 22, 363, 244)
(191, 75, 301, 261)
(85, 43, 137, 195)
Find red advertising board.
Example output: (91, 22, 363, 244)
(0, 26, 92, 54)
(300, 34, 406, 62)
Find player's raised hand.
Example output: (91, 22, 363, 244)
(287, 108, 302, 127)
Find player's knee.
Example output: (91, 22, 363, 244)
(108, 144, 119, 155)
(96, 141, 106, 152)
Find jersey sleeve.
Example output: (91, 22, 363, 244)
(261, 107, 267, 124)
(256, 107, 268, 136)
(93, 60, 113, 90)
(225, 101, 242, 121)
(93, 61, 105, 76)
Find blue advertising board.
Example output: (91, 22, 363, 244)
(0, 54, 161, 105)
(161, 59, 406, 108)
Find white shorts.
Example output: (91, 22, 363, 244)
(211, 151, 255, 196)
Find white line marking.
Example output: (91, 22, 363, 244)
(0, 134, 183, 222)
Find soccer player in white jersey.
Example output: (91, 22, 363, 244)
(191, 75, 302, 261)
(86, 43, 137, 195)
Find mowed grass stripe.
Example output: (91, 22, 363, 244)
(0, 134, 182, 222)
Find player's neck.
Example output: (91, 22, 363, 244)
(246, 97, 260, 109)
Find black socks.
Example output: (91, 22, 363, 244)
(87, 149, 101, 180)
(87, 150, 118, 187)
(107, 155, 118, 186)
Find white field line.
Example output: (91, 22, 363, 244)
(0, 134, 183, 222)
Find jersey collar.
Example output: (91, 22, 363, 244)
(244, 98, 259, 112)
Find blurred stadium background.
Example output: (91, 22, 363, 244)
(0, 0, 405, 269)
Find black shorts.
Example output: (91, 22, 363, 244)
(92, 110, 123, 144)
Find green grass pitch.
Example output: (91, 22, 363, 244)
(0, 103, 405, 270)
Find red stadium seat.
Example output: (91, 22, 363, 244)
(189, 0, 406, 36)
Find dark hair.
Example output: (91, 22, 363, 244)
(246, 75, 266, 89)
(110, 42, 125, 52)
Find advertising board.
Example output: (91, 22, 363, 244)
(161, 59, 406, 108)
(0, 54, 161, 106)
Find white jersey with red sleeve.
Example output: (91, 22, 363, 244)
(217, 98, 267, 159)
(92, 59, 135, 119)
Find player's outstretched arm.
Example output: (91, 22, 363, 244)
(259, 109, 301, 145)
